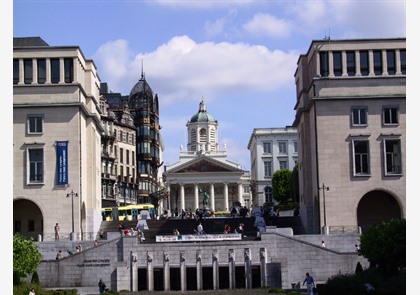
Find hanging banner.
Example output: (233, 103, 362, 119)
(56, 141, 68, 185)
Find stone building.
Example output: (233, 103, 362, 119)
(163, 98, 252, 214)
(13, 37, 104, 241)
(293, 37, 406, 234)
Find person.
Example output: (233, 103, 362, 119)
(137, 229, 145, 243)
(54, 223, 60, 241)
(321, 240, 326, 247)
(98, 279, 106, 294)
(118, 223, 124, 236)
(99, 229, 104, 240)
(365, 283, 375, 293)
(173, 228, 180, 236)
(303, 272, 315, 295)
(224, 224, 231, 234)
(197, 222, 204, 235)
(76, 246, 80, 253)
(56, 250, 63, 260)
(94, 239, 99, 247)
(355, 244, 360, 252)
(29, 288, 36, 295)
(78, 244, 83, 252)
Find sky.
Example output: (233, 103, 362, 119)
(12, 0, 407, 172)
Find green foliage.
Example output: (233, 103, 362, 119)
(290, 163, 299, 203)
(272, 169, 292, 203)
(267, 287, 285, 293)
(359, 218, 406, 275)
(13, 233, 42, 285)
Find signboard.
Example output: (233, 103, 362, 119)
(56, 141, 68, 185)
(156, 233, 242, 243)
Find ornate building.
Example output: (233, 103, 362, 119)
(163, 98, 251, 214)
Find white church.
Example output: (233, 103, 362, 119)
(163, 98, 252, 214)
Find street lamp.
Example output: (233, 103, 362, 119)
(319, 183, 329, 233)
(66, 189, 78, 240)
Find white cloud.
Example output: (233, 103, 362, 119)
(243, 13, 293, 38)
(204, 17, 226, 36)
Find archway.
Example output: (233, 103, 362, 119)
(13, 199, 43, 241)
(357, 190, 401, 233)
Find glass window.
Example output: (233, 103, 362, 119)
(264, 161, 272, 177)
(24, 59, 33, 84)
(50, 58, 60, 83)
(333, 51, 342, 76)
(279, 159, 288, 170)
(64, 58, 73, 83)
(373, 50, 382, 75)
(263, 142, 272, 154)
(264, 186, 273, 203)
(320, 52, 329, 77)
(120, 148, 123, 163)
(383, 106, 399, 125)
(132, 151, 135, 165)
(352, 107, 368, 126)
(386, 50, 396, 75)
(28, 148, 44, 183)
(13, 59, 19, 84)
(293, 141, 298, 153)
(384, 139, 402, 175)
(278, 141, 287, 154)
(28, 115, 43, 134)
(126, 150, 129, 164)
(37, 59, 46, 84)
(400, 49, 406, 74)
(360, 51, 369, 76)
(346, 51, 356, 76)
(353, 140, 370, 175)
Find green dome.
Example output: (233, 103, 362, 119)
(190, 98, 216, 123)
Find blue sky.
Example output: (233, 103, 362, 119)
(12, 0, 407, 171)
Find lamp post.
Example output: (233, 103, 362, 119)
(319, 183, 329, 233)
(66, 189, 78, 240)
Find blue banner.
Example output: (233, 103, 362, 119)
(56, 141, 68, 185)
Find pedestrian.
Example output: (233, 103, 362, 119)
(197, 222, 204, 235)
(94, 239, 98, 247)
(321, 240, 326, 247)
(303, 272, 315, 295)
(28, 288, 36, 295)
(224, 224, 231, 234)
(365, 283, 375, 293)
(76, 246, 80, 253)
(54, 223, 60, 241)
(173, 228, 180, 236)
(56, 250, 63, 260)
(118, 223, 123, 236)
(98, 279, 106, 294)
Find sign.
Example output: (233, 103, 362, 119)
(56, 141, 68, 185)
(156, 233, 242, 243)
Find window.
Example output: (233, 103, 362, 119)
(279, 159, 288, 170)
(13, 59, 19, 84)
(64, 58, 73, 83)
(37, 59, 46, 84)
(264, 161, 272, 177)
(384, 139, 402, 175)
(400, 49, 406, 74)
(28, 115, 43, 134)
(333, 51, 342, 76)
(264, 187, 273, 203)
(346, 51, 356, 76)
(293, 141, 298, 153)
(126, 150, 129, 164)
(132, 151, 135, 165)
(360, 51, 369, 76)
(28, 147, 44, 183)
(24, 59, 33, 84)
(320, 52, 329, 77)
(383, 106, 399, 125)
(120, 148, 123, 163)
(28, 220, 35, 232)
(50, 58, 60, 83)
(278, 141, 287, 154)
(373, 50, 382, 75)
(263, 142, 272, 154)
(352, 107, 368, 126)
(386, 50, 396, 75)
(353, 140, 370, 175)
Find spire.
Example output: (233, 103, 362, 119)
(141, 59, 145, 80)
(199, 96, 206, 113)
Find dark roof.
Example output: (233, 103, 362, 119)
(13, 37, 49, 47)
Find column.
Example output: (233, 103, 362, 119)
(131, 251, 138, 292)
(244, 248, 252, 289)
(32, 58, 37, 85)
(395, 49, 402, 75)
(341, 50, 348, 77)
(382, 49, 388, 75)
(18, 59, 24, 84)
(46, 58, 51, 84)
(328, 51, 334, 78)
(210, 183, 215, 211)
(368, 50, 374, 76)
(224, 183, 229, 211)
(167, 185, 171, 213)
(259, 248, 267, 288)
(228, 249, 235, 289)
(59, 57, 65, 83)
(196, 251, 203, 290)
(194, 184, 199, 210)
(72, 57, 78, 82)
(180, 184, 185, 211)
(147, 252, 154, 291)
(315, 51, 321, 77)
(180, 252, 187, 292)
(237, 183, 243, 206)
(355, 50, 361, 76)
(212, 251, 219, 290)
(163, 252, 170, 291)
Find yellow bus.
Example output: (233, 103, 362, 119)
(102, 203, 155, 221)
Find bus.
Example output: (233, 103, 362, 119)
(101, 203, 155, 221)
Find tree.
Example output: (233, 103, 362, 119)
(272, 169, 292, 203)
(290, 163, 299, 203)
(13, 233, 42, 285)
(359, 218, 406, 276)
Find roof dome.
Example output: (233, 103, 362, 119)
(128, 73, 154, 109)
(190, 97, 216, 123)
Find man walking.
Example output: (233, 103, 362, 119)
(54, 223, 60, 241)
(303, 272, 315, 295)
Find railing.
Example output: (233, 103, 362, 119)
(328, 225, 361, 235)
(37, 232, 98, 242)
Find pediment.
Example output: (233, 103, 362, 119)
(172, 158, 239, 173)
